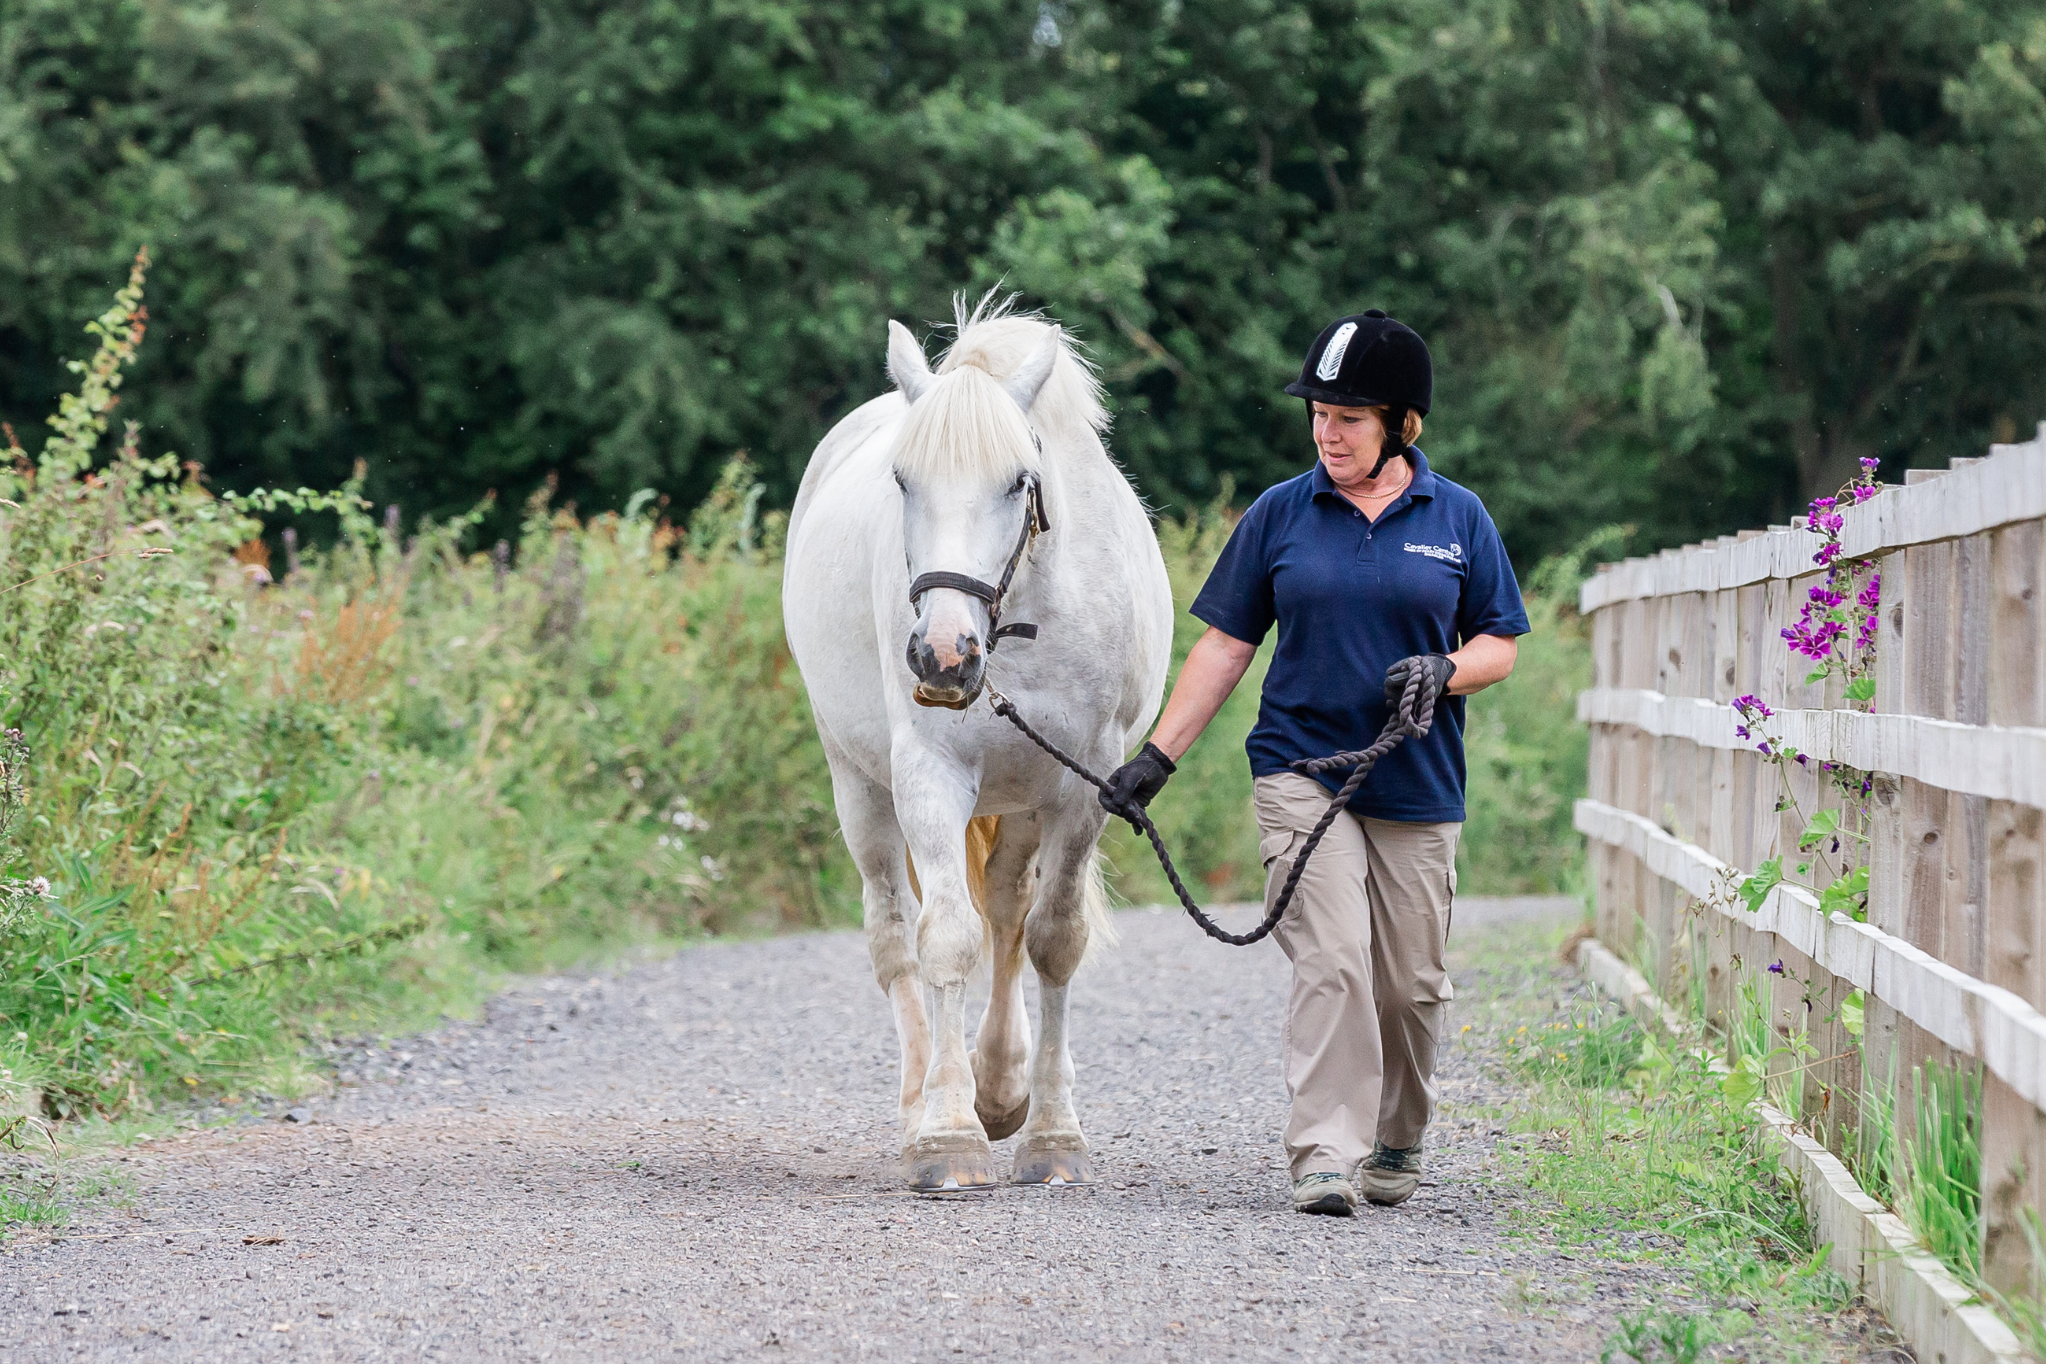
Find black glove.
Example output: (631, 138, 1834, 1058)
(1099, 741, 1177, 819)
(1384, 653, 1457, 721)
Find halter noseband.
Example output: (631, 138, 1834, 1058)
(907, 473, 1050, 655)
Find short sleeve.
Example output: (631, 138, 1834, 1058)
(1456, 501, 1532, 641)
(1190, 499, 1277, 646)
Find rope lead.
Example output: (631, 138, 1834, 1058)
(986, 671, 1436, 947)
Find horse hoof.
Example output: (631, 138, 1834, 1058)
(907, 1137, 997, 1192)
(1013, 1141, 1093, 1186)
(977, 1097, 1030, 1142)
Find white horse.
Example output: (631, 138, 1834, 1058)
(783, 298, 1173, 1190)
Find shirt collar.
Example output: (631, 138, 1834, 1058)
(1309, 448, 1437, 503)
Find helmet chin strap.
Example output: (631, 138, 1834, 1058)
(1364, 404, 1410, 478)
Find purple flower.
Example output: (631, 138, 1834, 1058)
(1768, 960, 1785, 975)
(1852, 484, 1878, 503)
(1735, 725, 1750, 740)
(1795, 753, 1809, 766)
(1861, 457, 1880, 472)
(1734, 694, 1774, 719)
(1758, 742, 1774, 756)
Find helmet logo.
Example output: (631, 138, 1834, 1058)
(1315, 322, 1358, 382)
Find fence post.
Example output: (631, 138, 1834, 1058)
(1983, 516, 2046, 1294)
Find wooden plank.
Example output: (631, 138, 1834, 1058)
(1573, 798, 2046, 1118)
(1983, 519, 2046, 1293)
(1572, 690, 2046, 808)
(1580, 434, 2046, 611)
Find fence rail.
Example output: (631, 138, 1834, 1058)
(1577, 424, 2046, 1334)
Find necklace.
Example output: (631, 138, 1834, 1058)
(1349, 464, 1410, 502)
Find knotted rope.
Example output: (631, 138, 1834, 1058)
(985, 669, 1438, 946)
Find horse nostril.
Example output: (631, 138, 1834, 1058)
(906, 631, 934, 680)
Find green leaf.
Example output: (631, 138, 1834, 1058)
(1721, 1062, 1764, 1107)
(1738, 859, 1782, 915)
(1839, 990, 1865, 1040)
(1845, 677, 1877, 703)
(1798, 809, 1840, 851)
(1819, 865, 1871, 921)
(1806, 665, 1832, 684)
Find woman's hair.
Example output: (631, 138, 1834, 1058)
(1378, 407, 1425, 446)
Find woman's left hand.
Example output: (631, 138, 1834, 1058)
(1383, 654, 1457, 715)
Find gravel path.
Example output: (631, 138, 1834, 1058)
(4, 899, 1874, 1361)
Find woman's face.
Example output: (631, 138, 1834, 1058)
(1311, 403, 1388, 484)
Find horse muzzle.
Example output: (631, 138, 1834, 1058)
(906, 627, 987, 710)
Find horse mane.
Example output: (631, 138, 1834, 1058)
(893, 292, 1107, 484)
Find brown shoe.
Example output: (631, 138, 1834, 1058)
(1291, 1171, 1356, 1216)
(1359, 1143, 1422, 1206)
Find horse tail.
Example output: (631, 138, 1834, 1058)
(905, 817, 1002, 963)
(908, 815, 1116, 965)
(1079, 847, 1118, 962)
(963, 815, 1000, 918)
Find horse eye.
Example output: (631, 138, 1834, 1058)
(1011, 474, 1029, 493)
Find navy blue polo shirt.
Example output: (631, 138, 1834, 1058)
(1190, 451, 1530, 823)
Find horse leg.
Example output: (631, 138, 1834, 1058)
(1014, 803, 1109, 1185)
(826, 750, 930, 1164)
(895, 756, 996, 1190)
(971, 813, 1041, 1141)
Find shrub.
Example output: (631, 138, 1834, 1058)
(3, 256, 1593, 1121)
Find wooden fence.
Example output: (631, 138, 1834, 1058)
(1576, 426, 2046, 1304)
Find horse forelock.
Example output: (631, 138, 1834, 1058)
(945, 292, 1108, 432)
(891, 364, 1043, 485)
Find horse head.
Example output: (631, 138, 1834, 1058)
(886, 318, 1059, 709)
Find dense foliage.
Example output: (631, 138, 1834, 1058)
(0, 265, 1583, 1120)
(3, 0, 2041, 561)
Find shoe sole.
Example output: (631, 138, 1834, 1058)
(1294, 1192, 1356, 1217)
(1360, 1172, 1420, 1207)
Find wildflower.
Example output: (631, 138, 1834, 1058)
(1735, 725, 1750, 740)
(1767, 960, 1785, 975)
(1795, 754, 1808, 767)
(1860, 457, 1880, 472)
(28, 876, 50, 898)
(1733, 695, 1773, 719)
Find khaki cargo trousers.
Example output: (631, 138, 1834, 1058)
(1254, 773, 1460, 1179)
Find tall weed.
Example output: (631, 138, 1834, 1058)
(0, 259, 847, 1118)
(3, 258, 1595, 1124)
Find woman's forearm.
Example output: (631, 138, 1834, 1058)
(1447, 634, 1517, 694)
(1148, 627, 1258, 761)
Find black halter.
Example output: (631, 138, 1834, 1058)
(907, 473, 1050, 650)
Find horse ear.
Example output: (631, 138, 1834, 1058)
(887, 321, 934, 404)
(1001, 328, 1060, 414)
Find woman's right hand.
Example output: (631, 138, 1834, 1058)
(1099, 742, 1177, 819)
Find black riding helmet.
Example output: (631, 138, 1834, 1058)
(1286, 309, 1432, 478)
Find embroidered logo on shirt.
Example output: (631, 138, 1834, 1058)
(1405, 542, 1463, 563)
(1315, 322, 1358, 381)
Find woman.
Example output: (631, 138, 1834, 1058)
(1102, 311, 1529, 1216)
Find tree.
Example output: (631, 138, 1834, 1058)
(2, 0, 2040, 563)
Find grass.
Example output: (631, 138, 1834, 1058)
(1457, 920, 1876, 1362)
(1901, 1058, 1983, 1286)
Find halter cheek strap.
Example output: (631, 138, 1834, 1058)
(906, 475, 1050, 649)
